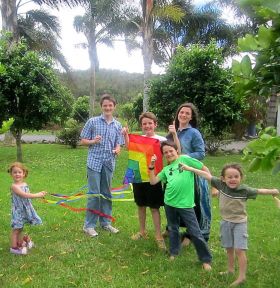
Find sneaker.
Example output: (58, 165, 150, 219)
(26, 240, 35, 249)
(131, 232, 148, 240)
(23, 235, 34, 249)
(102, 225, 119, 234)
(83, 227, 98, 237)
(10, 247, 28, 255)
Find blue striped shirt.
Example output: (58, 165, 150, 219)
(81, 115, 124, 172)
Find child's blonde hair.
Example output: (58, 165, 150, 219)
(8, 162, 29, 178)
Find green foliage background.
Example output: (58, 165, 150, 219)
(149, 44, 242, 135)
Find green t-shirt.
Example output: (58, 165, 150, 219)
(157, 155, 203, 208)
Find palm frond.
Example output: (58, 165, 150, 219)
(153, 4, 185, 22)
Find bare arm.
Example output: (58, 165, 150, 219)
(180, 163, 212, 181)
(257, 188, 279, 196)
(168, 124, 181, 154)
(12, 184, 47, 199)
(121, 127, 129, 148)
(148, 154, 161, 185)
(80, 135, 102, 146)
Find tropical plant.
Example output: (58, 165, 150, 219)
(72, 95, 89, 123)
(243, 127, 280, 174)
(153, 0, 241, 64)
(124, 0, 185, 111)
(0, 37, 73, 161)
(17, 6, 70, 71)
(231, 0, 280, 133)
(149, 43, 242, 136)
(57, 118, 82, 148)
(73, 0, 132, 115)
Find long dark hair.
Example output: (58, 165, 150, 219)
(174, 102, 199, 129)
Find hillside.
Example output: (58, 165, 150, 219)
(60, 69, 146, 104)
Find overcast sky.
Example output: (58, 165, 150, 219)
(0, 0, 236, 73)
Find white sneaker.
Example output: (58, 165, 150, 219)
(27, 240, 35, 249)
(102, 225, 119, 234)
(83, 227, 98, 237)
(10, 247, 28, 255)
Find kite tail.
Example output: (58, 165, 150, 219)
(59, 203, 116, 222)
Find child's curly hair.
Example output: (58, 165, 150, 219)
(8, 162, 29, 178)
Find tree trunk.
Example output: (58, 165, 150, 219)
(88, 3, 98, 117)
(1, 0, 19, 145)
(142, 0, 154, 112)
(14, 130, 23, 162)
(0, 0, 18, 39)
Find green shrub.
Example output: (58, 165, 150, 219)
(57, 118, 82, 148)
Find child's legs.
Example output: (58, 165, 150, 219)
(11, 228, 23, 248)
(85, 167, 101, 228)
(99, 165, 113, 227)
(220, 220, 235, 271)
(235, 249, 247, 280)
(138, 206, 147, 234)
(165, 205, 180, 256)
(179, 208, 212, 263)
(150, 208, 162, 240)
(233, 222, 248, 281)
(226, 248, 235, 272)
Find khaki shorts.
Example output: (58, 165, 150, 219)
(220, 220, 248, 250)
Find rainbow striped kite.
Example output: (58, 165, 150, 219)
(124, 134, 163, 183)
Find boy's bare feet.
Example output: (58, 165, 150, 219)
(219, 271, 234, 275)
(202, 263, 212, 271)
(230, 278, 246, 286)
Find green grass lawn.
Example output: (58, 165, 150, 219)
(0, 144, 279, 287)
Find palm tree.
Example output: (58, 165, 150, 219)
(153, 1, 240, 64)
(73, 0, 132, 115)
(17, 8, 70, 71)
(125, 0, 184, 111)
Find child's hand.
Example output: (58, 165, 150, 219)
(113, 146, 121, 155)
(168, 123, 176, 134)
(272, 189, 279, 196)
(93, 135, 102, 144)
(179, 163, 191, 171)
(122, 127, 129, 135)
(38, 191, 47, 198)
(151, 154, 157, 164)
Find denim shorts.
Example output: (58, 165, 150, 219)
(220, 220, 248, 250)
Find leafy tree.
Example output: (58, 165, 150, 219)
(0, 37, 73, 161)
(57, 118, 82, 148)
(0, 118, 14, 134)
(72, 95, 89, 123)
(149, 43, 242, 136)
(243, 127, 280, 174)
(231, 0, 280, 132)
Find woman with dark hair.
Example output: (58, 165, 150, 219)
(166, 102, 211, 244)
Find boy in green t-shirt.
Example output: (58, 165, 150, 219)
(149, 141, 212, 270)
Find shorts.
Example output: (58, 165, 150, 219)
(220, 220, 248, 250)
(133, 182, 164, 209)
